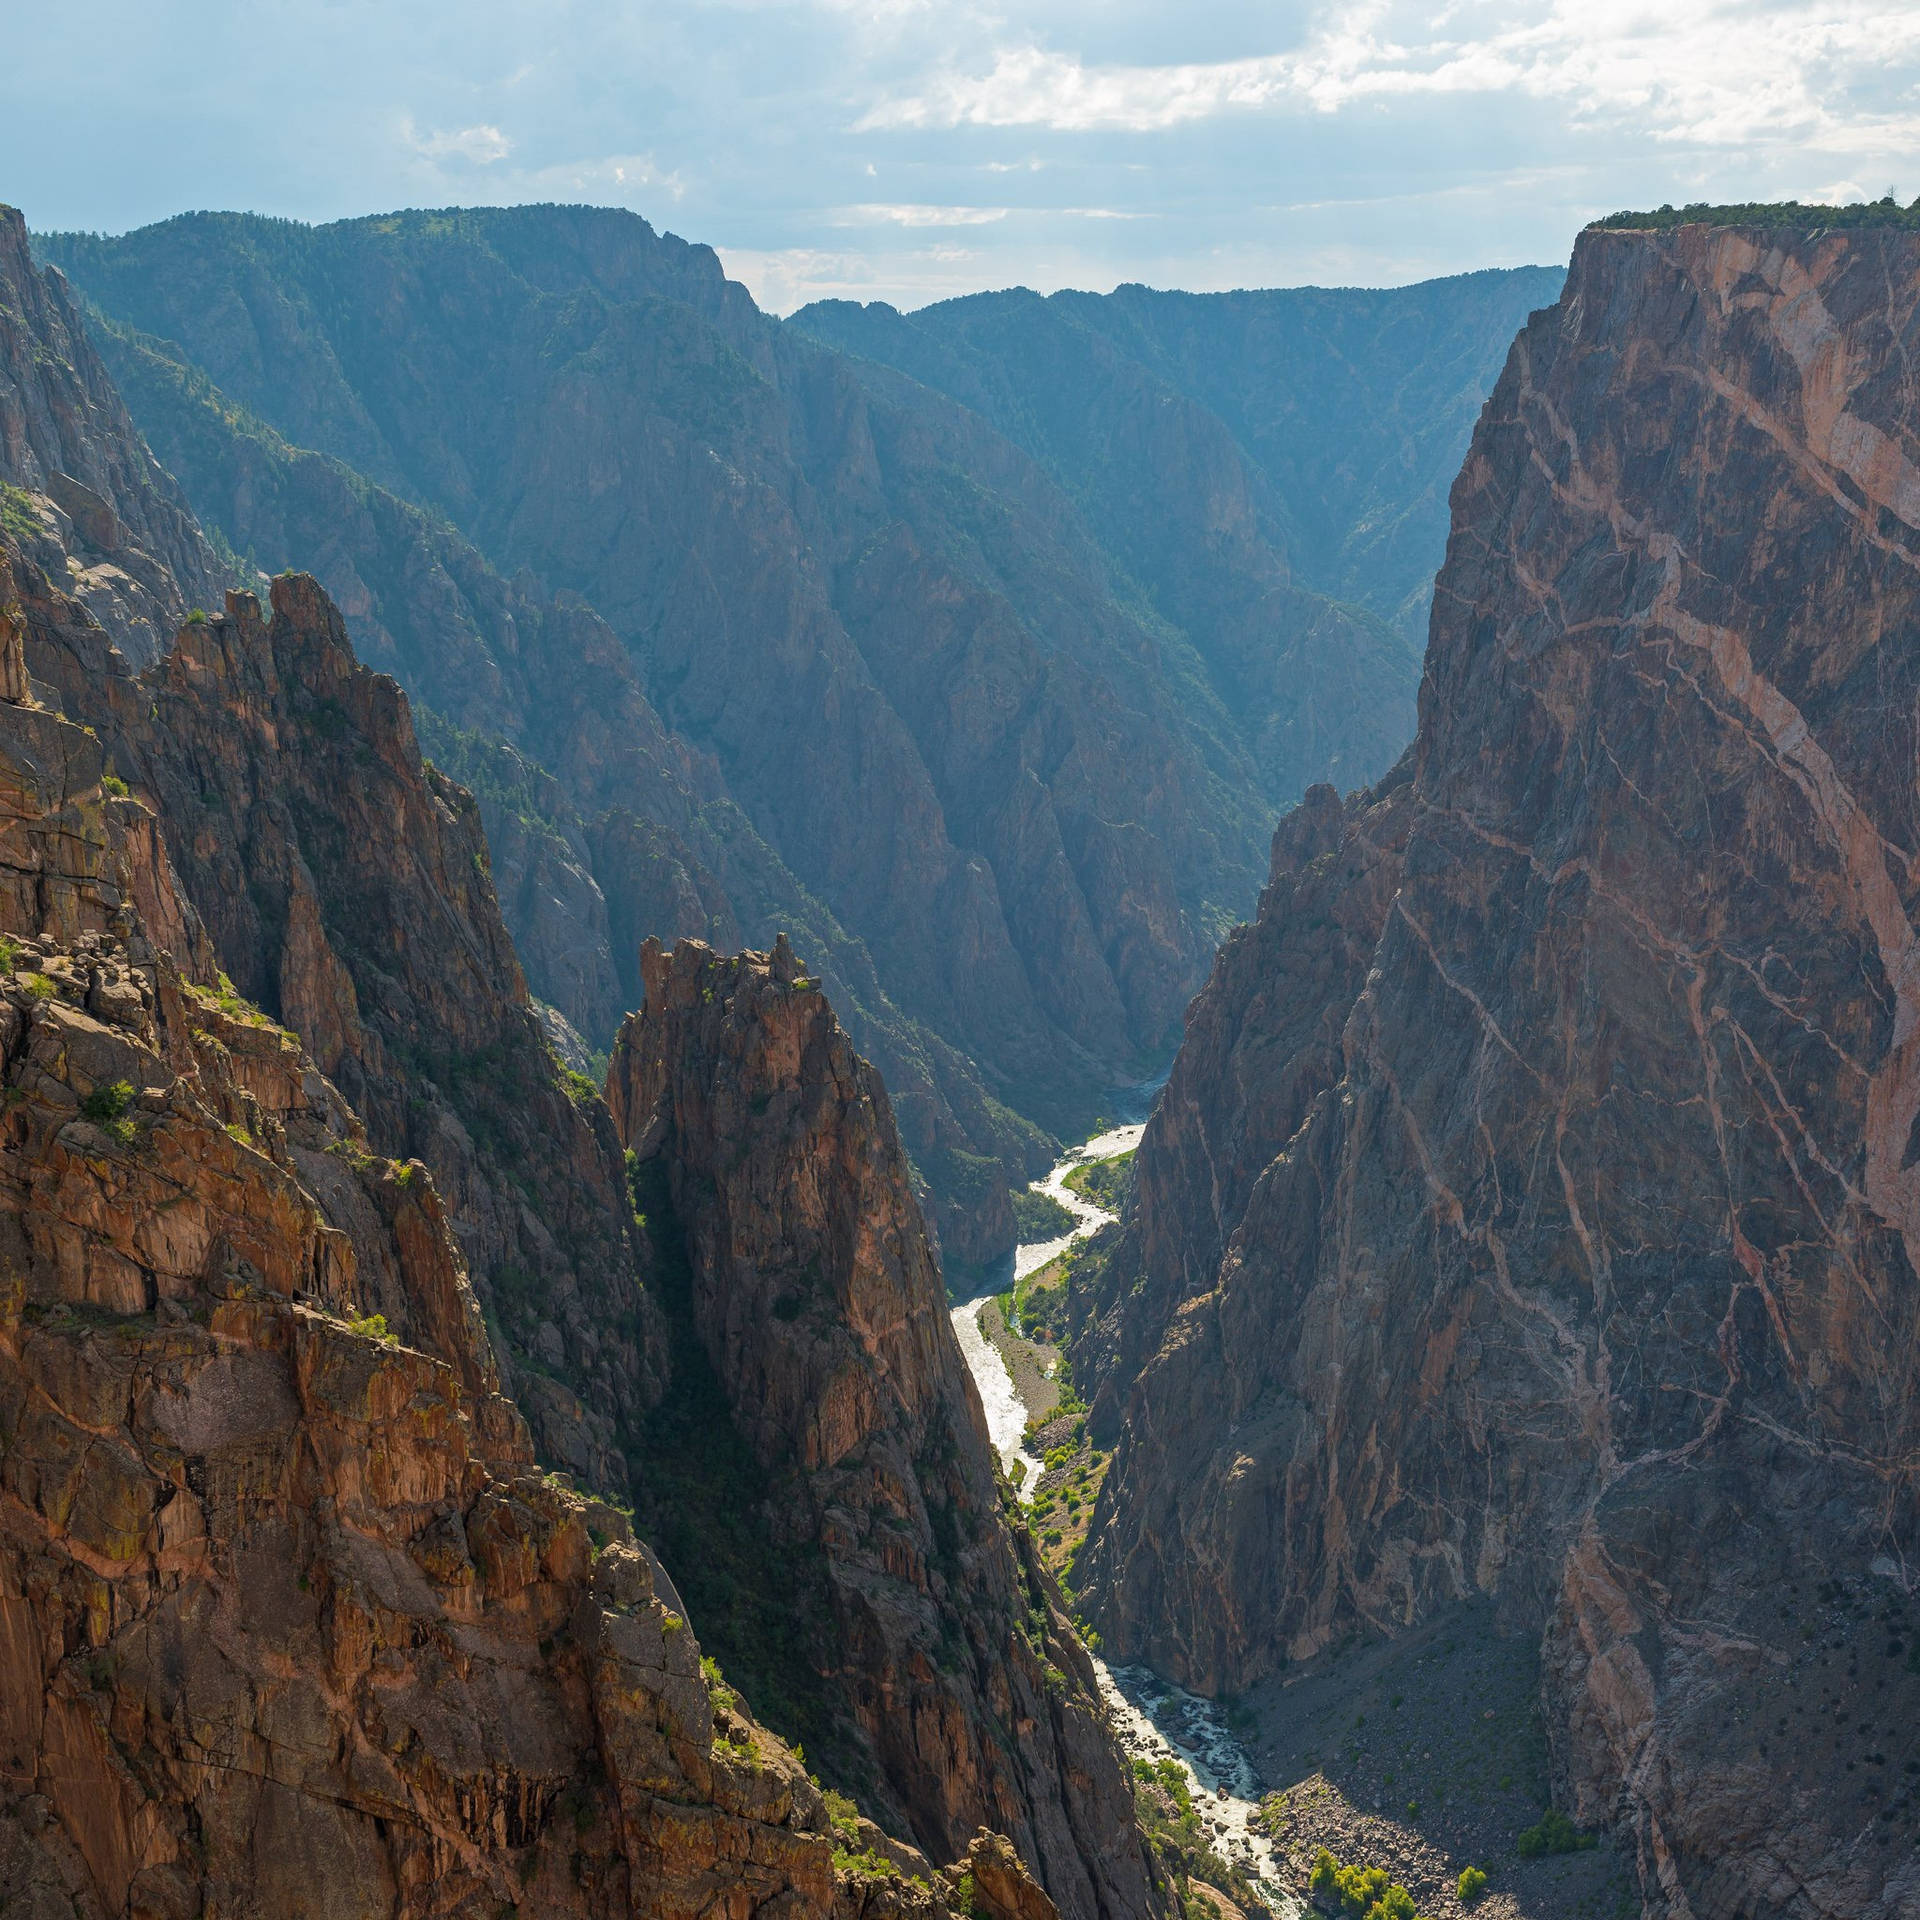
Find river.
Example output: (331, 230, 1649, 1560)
(948, 1132, 1300, 1916)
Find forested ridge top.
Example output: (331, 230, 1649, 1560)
(1593, 194, 1920, 231)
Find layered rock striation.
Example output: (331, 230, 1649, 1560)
(608, 939, 1162, 1920)
(1074, 219, 1920, 1918)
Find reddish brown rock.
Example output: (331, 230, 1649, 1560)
(0, 547, 971, 1920)
(1076, 219, 1920, 1919)
(17, 562, 663, 1491)
(608, 938, 1164, 1920)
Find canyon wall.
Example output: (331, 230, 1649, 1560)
(1074, 220, 1920, 1918)
(0, 208, 226, 664)
(0, 210, 1162, 1916)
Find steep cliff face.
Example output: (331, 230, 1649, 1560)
(1076, 221, 1920, 1919)
(10, 562, 662, 1494)
(0, 551, 955, 1920)
(607, 940, 1162, 1920)
(0, 206, 225, 663)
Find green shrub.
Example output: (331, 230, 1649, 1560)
(1309, 1849, 1338, 1901)
(1457, 1866, 1488, 1904)
(80, 1080, 137, 1143)
(700, 1653, 737, 1714)
(831, 1846, 897, 1881)
(1307, 1849, 1418, 1920)
(1516, 1809, 1594, 1857)
(81, 1080, 134, 1123)
(347, 1311, 396, 1344)
(821, 1788, 860, 1843)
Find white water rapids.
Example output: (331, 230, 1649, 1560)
(947, 1129, 1301, 1916)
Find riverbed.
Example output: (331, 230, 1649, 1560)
(948, 1133, 1300, 1917)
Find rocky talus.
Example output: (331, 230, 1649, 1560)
(0, 550, 982, 1919)
(607, 939, 1163, 1920)
(1074, 219, 1920, 1918)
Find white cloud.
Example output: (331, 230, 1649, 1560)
(520, 152, 688, 201)
(857, 0, 1920, 159)
(404, 120, 512, 163)
(833, 203, 1011, 225)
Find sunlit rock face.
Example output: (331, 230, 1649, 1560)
(607, 938, 1166, 1920)
(1074, 221, 1920, 1919)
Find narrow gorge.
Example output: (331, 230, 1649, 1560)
(6, 164, 1916, 1920)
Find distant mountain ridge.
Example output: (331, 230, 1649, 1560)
(38, 205, 1552, 1262)
(791, 266, 1566, 646)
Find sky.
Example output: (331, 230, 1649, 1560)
(8, 1, 1920, 314)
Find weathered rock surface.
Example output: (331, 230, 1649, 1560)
(0, 569, 945, 1920)
(1074, 220, 1920, 1918)
(0, 206, 226, 664)
(607, 939, 1163, 1920)
(12, 560, 662, 1495)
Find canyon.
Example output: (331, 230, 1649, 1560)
(9, 164, 1915, 1920)
(35, 208, 1551, 1269)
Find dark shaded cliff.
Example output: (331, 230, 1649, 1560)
(607, 939, 1163, 1920)
(0, 206, 227, 662)
(1073, 221, 1920, 1919)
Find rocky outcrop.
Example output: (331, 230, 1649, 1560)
(607, 939, 1163, 1920)
(0, 574, 952, 1920)
(0, 205, 226, 663)
(7, 545, 661, 1494)
(1075, 218, 1920, 1919)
